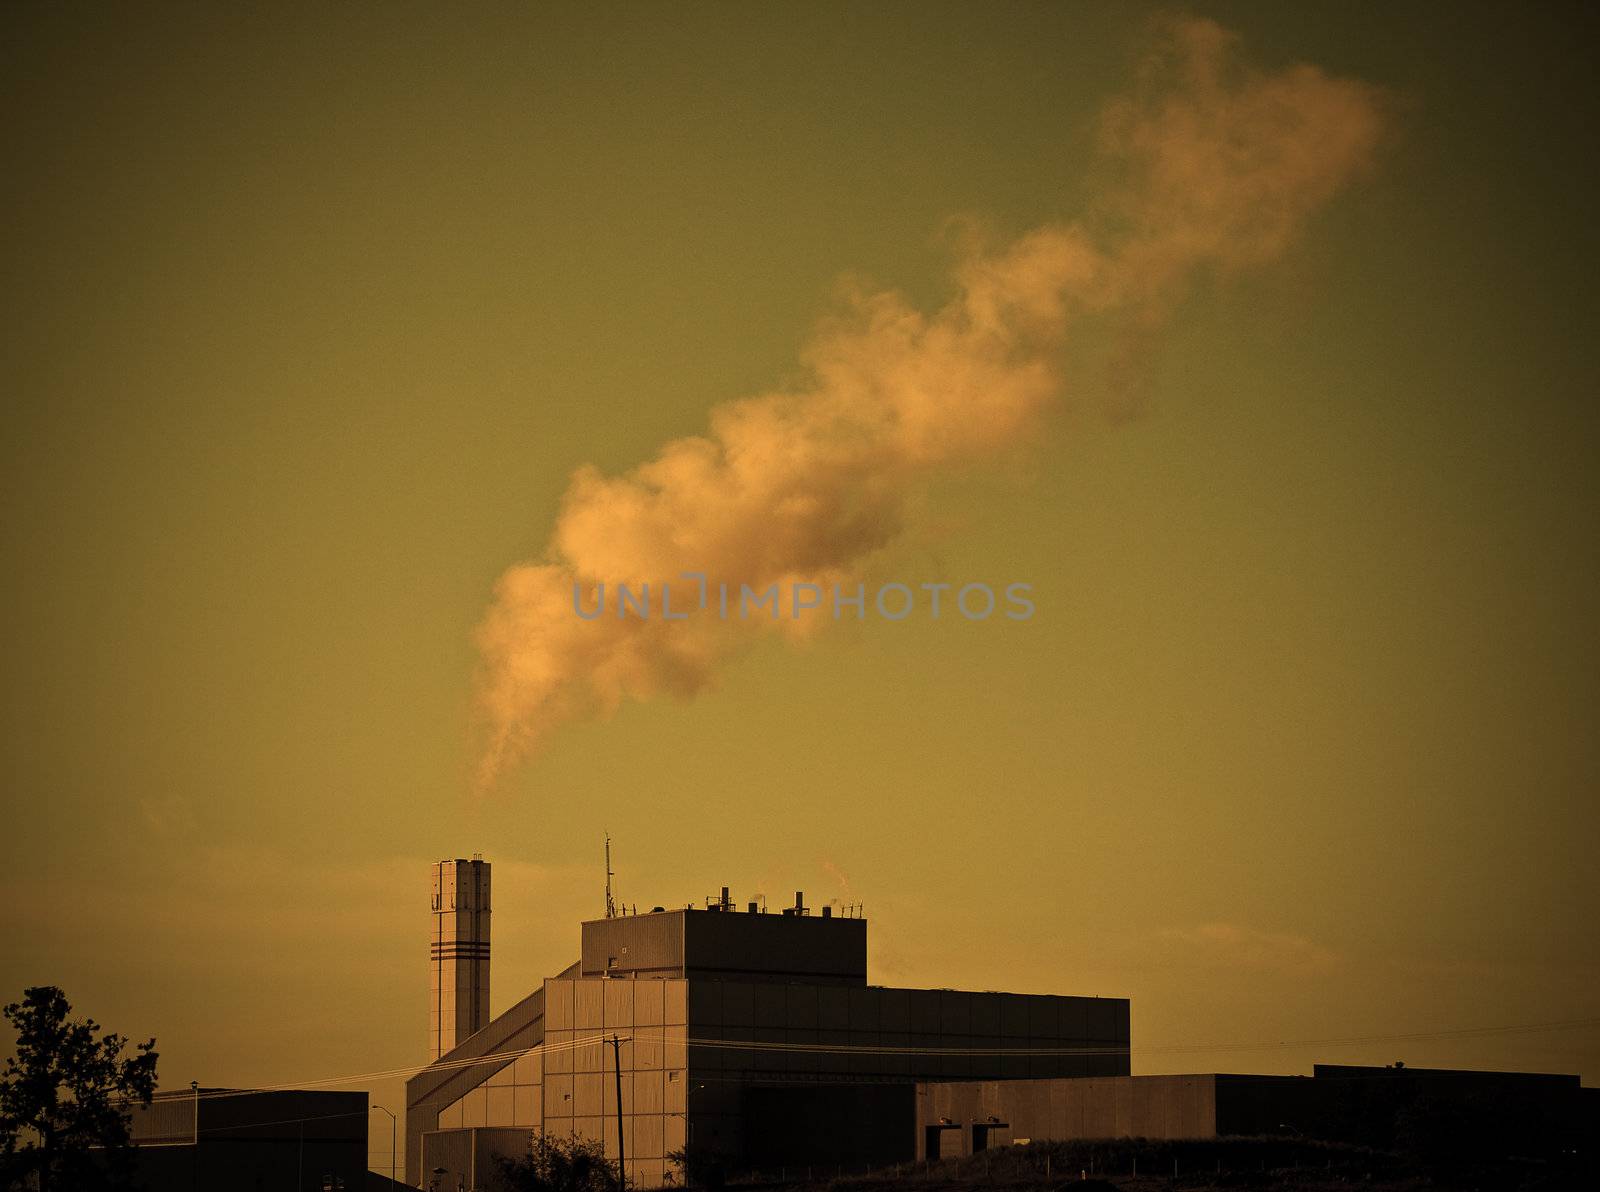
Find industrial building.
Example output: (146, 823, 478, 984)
(124, 1088, 368, 1191)
(404, 866, 1131, 1187)
(912, 1064, 1589, 1159)
(404, 860, 1592, 1187)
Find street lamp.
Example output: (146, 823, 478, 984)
(370, 1104, 397, 1188)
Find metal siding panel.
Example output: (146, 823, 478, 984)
(1001, 995, 1028, 1037)
(848, 986, 880, 1032)
(545, 1029, 574, 1075)
(630, 1112, 664, 1159)
(753, 983, 786, 1027)
(878, 988, 910, 1032)
(574, 1074, 603, 1119)
(1027, 995, 1056, 1037)
(788, 1027, 821, 1074)
(575, 981, 604, 1029)
(786, 984, 818, 1028)
(665, 980, 687, 1025)
(546, 980, 575, 1029)
(546, 1074, 573, 1116)
(605, 980, 635, 1029)
(969, 992, 1001, 1036)
(881, 1031, 910, 1076)
(849, 1027, 884, 1078)
(818, 985, 849, 1029)
(602, 1073, 633, 1117)
(513, 1084, 536, 1126)
(573, 1033, 605, 1074)
(663, 1023, 687, 1071)
(635, 1070, 665, 1115)
(722, 981, 755, 1027)
(486, 1087, 514, 1127)
(939, 990, 968, 1035)
(688, 980, 721, 1028)
(635, 978, 665, 1026)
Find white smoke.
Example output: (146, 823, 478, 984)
(474, 18, 1387, 784)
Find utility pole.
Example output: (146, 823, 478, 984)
(610, 1033, 626, 1189)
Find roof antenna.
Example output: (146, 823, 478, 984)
(605, 833, 617, 919)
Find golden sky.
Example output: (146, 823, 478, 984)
(2, 0, 1596, 1148)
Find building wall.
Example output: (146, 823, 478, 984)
(421, 1126, 532, 1192)
(582, 913, 685, 979)
(422, 977, 1129, 1180)
(406, 969, 577, 1187)
(128, 1090, 367, 1192)
(579, 908, 867, 985)
(744, 1084, 916, 1168)
(681, 911, 866, 985)
(431, 858, 491, 1061)
(915, 1076, 1221, 1157)
(913, 1069, 1590, 1160)
(690, 983, 1130, 1164)
(539, 976, 689, 1190)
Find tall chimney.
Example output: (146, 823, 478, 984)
(430, 857, 491, 1059)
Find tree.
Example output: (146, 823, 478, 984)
(665, 1147, 724, 1191)
(0, 986, 158, 1192)
(494, 1132, 619, 1192)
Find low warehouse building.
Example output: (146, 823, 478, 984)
(125, 1088, 368, 1191)
(913, 1065, 1587, 1159)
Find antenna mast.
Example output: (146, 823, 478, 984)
(605, 833, 617, 919)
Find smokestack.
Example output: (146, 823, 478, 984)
(794, 891, 805, 915)
(430, 857, 490, 1059)
(721, 886, 731, 911)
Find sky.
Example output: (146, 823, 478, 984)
(2, 0, 1597, 1168)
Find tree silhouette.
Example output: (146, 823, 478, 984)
(0, 986, 158, 1192)
(494, 1132, 620, 1192)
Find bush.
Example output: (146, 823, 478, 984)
(496, 1132, 622, 1192)
(666, 1146, 726, 1191)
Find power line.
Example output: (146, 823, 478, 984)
(172, 1015, 1600, 1100)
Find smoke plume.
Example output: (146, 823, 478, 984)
(475, 19, 1386, 783)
